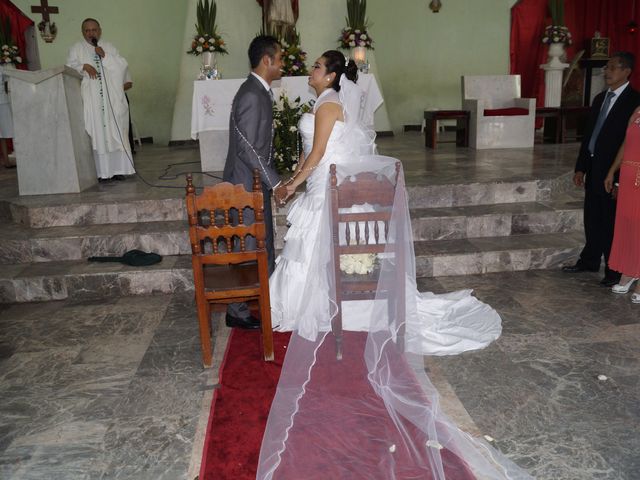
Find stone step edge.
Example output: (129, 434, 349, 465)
(2, 176, 570, 228)
(0, 208, 584, 265)
(1, 237, 582, 303)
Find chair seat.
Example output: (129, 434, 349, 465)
(483, 107, 529, 117)
(203, 263, 259, 292)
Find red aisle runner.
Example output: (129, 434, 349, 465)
(200, 329, 290, 480)
(201, 330, 475, 480)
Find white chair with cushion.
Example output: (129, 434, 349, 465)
(462, 75, 535, 149)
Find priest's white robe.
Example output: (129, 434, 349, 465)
(66, 40, 135, 179)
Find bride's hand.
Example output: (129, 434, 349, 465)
(285, 184, 297, 200)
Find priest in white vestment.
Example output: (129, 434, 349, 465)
(66, 18, 135, 181)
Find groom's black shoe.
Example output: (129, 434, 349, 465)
(600, 272, 621, 287)
(561, 262, 599, 273)
(225, 314, 261, 330)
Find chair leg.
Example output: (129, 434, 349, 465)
(260, 298, 274, 362)
(331, 309, 343, 361)
(196, 298, 213, 367)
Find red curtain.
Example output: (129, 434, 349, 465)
(511, 0, 640, 106)
(0, 0, 34, 70)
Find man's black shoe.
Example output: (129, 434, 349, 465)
(112, 175, 126, 181)
(225, 314, 260, 330)
(561, 263, 599, 273)
(600, 275, 621, 287)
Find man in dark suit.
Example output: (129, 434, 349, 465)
(223, 35, 285, 329)
(563, 52, 640, 286)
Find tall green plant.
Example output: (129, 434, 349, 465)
(346, 0, 369, 31)
(549, 0, 565, 25)
(196, 0, 218, 36)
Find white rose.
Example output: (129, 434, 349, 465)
(289, 126, 297, 132)
(291, 162, 298, 170)
(288, 54, 295, 60)
(361, 34, 367, 40)
(292, 65, 299, 70)
(1, 45, 7, 49)
(198, 37, 205, 43)
(209, 46, 214, 51)
(355, 29, 361, 34)
(349, 34, 355, 40)
(196, 46, 203, 52)
(15, 56, 21, 63)
(349, 41, 356, 47)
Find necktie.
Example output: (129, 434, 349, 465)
(588, 91, 616, 154)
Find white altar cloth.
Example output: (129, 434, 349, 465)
(191, 74, 385, 172)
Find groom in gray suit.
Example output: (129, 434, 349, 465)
(223, 35, 284, 329)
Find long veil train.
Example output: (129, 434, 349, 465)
(257, 76, 532, 479)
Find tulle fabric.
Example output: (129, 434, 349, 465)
(259, 77, 531, 479)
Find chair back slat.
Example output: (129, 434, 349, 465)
(186, 174, 266, 263)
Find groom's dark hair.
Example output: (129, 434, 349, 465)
(248, 35, 280, 69)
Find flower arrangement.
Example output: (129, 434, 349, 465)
(542, 25, 572, 45)
(272, 93, 313, 174)
(340, 252, 377, 275)
(187, 0, 228, 56)
(0, 45, 22, 65)
(0, 17, 22, 65)
(339, 0, 374, 50)
(542, 0, 572, 45)
(280, 30, 308, 76)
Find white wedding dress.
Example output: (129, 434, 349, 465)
(259, 77, 530, 479)
(269, 88, 502, 356)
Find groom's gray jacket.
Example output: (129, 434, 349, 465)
(223, 74, 280, 192)
(223, 73, 280, 274)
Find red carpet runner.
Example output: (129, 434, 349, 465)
(200, 330, 475, 479)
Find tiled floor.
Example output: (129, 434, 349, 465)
(1, 137, 638, 479)
(1, 269, 639, 479)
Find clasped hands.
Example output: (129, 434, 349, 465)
(274, 182, 296, 207)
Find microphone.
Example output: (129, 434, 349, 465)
(91, 38, 98, 47)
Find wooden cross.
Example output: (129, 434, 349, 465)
(31, 0, 59, 23)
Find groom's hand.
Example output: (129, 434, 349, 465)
(274, 185, 287, 206)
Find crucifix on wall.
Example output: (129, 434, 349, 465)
(31, 0, 59, 43)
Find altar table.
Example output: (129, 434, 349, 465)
(191, 74, 385, 172)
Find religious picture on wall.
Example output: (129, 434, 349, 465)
(590, 32, 609, 59)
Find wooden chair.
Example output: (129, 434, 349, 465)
(186, 170, 273, 366)
(329, 162, 405, 360)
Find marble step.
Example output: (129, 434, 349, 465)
(413, 231, 583, 278)
(0, 232, 583, 303)
(0, 200, 583, 264)
(0, 221, 190, 265)
(275, 199, 583, 248)
(1, 176, 564, 229)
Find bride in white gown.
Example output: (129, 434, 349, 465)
(269, 51, 502, 356)
(259, 50, 530, 479)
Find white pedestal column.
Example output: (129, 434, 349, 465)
(540, 43, 569, 108)
(5, 66, 96, 195)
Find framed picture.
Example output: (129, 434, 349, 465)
(590, 37, 609, 58)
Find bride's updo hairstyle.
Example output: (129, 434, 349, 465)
(322, 50, 359, 91)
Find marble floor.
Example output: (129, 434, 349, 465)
(1, 269, 639, 479)
(2, 136, 638, 479)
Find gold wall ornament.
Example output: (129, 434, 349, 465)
(429, 0, 442, 13)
